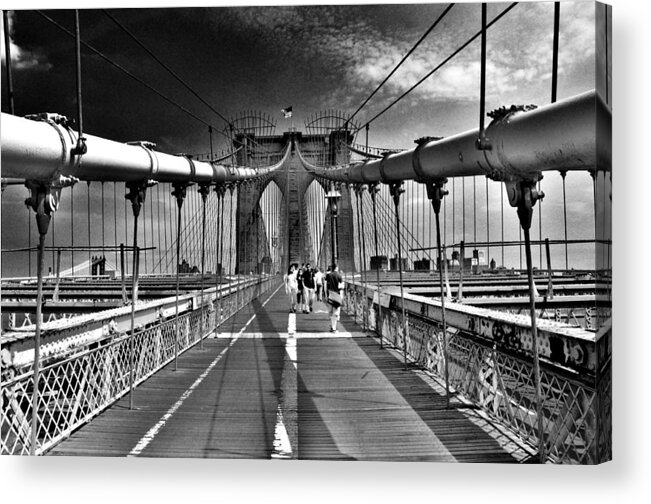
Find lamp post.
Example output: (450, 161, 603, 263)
(325, 185, 341, 266)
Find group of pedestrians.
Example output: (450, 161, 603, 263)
(284, 262, 343, 333)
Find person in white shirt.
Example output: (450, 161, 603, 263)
(314, 267, 324, 302)
(284, 264, 298, 313)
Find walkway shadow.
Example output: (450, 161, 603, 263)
(354, 339, 520, 463)
(296, 372, 356, 461)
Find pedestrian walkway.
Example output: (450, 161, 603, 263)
(48, 285, 529, 461)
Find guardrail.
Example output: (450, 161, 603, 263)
(343, 280, 611, 464)
(1, 274, 279, 455)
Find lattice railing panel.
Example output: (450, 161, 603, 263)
(1, 276, 277, 455)
(344, 283, 610, 464)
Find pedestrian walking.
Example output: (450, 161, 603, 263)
(296, 264, 304, 309)
(302, 263, 316, 313)
(284, 264, 298, 313)
(325, 263, 344, 333)
(314, 266, 324, 302)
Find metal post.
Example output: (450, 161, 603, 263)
(370, 184, 383, 347)
(353, 184, 364, 329)
(24, 178, 72, 454)
(198, 183, 211, 350)
(358, 185, 369, 332)
(459, 240, 465, 302)
(560, 170, 569, 271)
(426, 181, 450, 408)
(506, 178, 546, 463)
(215, 185, 225, 335)
(545, 238, 553, 299)
(125, 181, 147, 410)
(171, 182, 188, 371)
(389, 182, 409, 371)
(120, 243, 127, 304)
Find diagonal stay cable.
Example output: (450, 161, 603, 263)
(103, 10, 278, 157)
(36, 11, 218, 132)
(359, 2, 518, 131)
(102, 9, 232, 127)
(348, 3, 455, 124)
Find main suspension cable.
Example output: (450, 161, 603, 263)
(37, 11, 220, 133)
(103, 9, 232, 127)
(348, 3, 455, 124)
(359, 2, 518, 130)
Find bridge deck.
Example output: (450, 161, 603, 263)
(48, 285, 530, 462)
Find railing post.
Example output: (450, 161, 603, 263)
(369, 183, 383, 347)
(426, 180, 451, 409)
(357, 184, 369, 332)
(545, 238, 554, 299)
(120, 242, 127, 304)
(388, 182, 409, 371)
(24, 177, 75, 454)
(171, 182, 190, 371)
(505, 177, 546, 463)
(198, 183, 211, 350)
(126, 180, 149, 410)
(215, 184, 226, 335)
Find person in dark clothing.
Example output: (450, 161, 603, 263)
(302, 263, 316, 313)
(324, 263, 344, 333)
(296, 265, 304, 308)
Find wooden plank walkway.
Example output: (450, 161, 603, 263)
(48, 284, 530, 462)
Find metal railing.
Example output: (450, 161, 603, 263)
(1, 275, 278, 455)
(342, 280, 611, 464)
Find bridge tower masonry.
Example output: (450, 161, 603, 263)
(233, 127, 355, 275)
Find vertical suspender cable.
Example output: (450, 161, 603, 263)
(163, 183, 169, 273)
(427, 182, 450, 408)
(228, 186, 235, 316)
(149, 184, 154, 274)
(538, 181, 543, 269)
(114, 183, 118, 274)
(500, 183, 505, 267)
(142, 187, 148, 275)
(216, 188, 224, 333)
(124, 184, 128, 274)
(71, 186, 75, 275)
(156, 184, 161, 273)
(359, 187, 369, 331)
(30, 226, 47, 453)
(486, 178, 490, 267)
(87, 182, 91, 271)
(354, 187, 364, 330)
(125, 183, 145, 411)
(389, 183, 409, 371)
(101, 182, 105, 260)
(199, 185, 209, 350)
(172, 183, 187, 372)
(51, 214, 55, 274)
(561, 171, 568, 270)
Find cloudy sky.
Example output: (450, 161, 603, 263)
(1, 1, 603, 274)
(1, 2, 597, 150)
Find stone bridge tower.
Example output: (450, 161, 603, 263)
(232, 116, 356, 275)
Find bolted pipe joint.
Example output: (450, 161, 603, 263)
(198, 183, 211, 203)
(504, 176, 544, 230)
(388, 181, 404, 207)
(126, 180, 152, 218)
(425, 178, 449, 215)
(171, 181, 191, 209)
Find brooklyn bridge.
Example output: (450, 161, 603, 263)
(1, 3, 611, 467)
